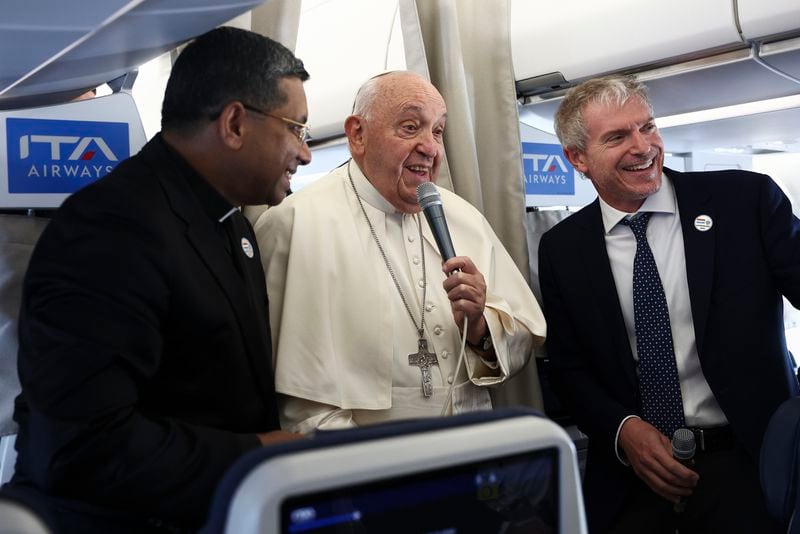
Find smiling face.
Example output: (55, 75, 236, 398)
(346, 72, 447, 213)
(242, 76, 312, 206)
(564, 96, 664, 213)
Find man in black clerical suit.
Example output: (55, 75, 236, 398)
(5, 27, 312, 532)
(539, 75, 799, 533)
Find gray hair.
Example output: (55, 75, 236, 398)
(554, 75, 653, 151)
(351, 71, 423, 119)
(352, 74, 386, 119)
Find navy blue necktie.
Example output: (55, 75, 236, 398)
(622, 213, 686, 436)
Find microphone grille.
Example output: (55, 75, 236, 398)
(416, 182, 440, 210)
(671, 428, 696, 459)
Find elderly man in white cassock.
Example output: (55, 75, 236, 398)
(254, 70, 546, 434)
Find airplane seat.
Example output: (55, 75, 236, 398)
(522, 208, 589, 477)
(0, 86, 147, 490)
(0, 214, 50, 486)
(760, 396, 800, 533)
(523, 208, 575, 425)
(202, 407, 587, 534)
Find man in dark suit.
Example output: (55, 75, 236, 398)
(539, 75, 800, 533)
(6, 27, 312, 532)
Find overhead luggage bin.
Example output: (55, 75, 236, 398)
(0, 0, 264, 110)
(511, 0, 742, 97)
(0, 0, 131, 106)
(515, 0, 800, 157)
(738, 0, 800, 42)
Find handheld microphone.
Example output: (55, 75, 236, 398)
(416, 182, 456, 262)
(417, 182, 464, 418)
(672, 428, 696, 513)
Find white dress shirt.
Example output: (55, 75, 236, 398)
(601, 175, 727, 462)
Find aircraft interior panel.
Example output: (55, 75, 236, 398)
(0, 1, 799, 531)
(510, 0, 741, 95)
(296, 0, 406, 142)
(0, 0, 131, 102)
(738, 0, 800, 41)
(0, 0, 264, 109)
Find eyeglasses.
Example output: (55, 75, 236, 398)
(242, 104, 312, 144)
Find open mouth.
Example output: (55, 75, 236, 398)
(406, 165, 430, 178)
(622, 157, 655, 172)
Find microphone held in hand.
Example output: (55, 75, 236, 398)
(416, 182, 456, 262)
(672, 428, 696, 513)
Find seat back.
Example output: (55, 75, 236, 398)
(0, 214, 49, 485)
(203, 408, 587, 534)
(0, 87, 146, 487)
(761, 396, 800, 532)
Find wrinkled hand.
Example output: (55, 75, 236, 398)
(256, 430, 305, 446)
(618, 418, 699, 503)
(441, 256, 487, 343)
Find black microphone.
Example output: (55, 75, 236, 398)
(416, 182, 456, 262)
(672, 428, 696, 513)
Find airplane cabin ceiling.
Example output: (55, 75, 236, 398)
(0, 0, 265, 109)
(519, 41, 800, 155)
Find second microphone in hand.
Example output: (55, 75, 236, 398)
(672, 428, 696, 513)
(416, 182, 456, 262)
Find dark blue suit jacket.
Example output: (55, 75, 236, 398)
(539, 168, 800, 532)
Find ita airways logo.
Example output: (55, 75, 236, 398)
(6, 118, 129, 194)
(522, 142, 575, 196)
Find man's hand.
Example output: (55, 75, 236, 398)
(618, 418, 699, 503)
(256, 430, 304, 446)
(441, 256, 487, 344)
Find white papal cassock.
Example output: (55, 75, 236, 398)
(255, 160, 546, 434)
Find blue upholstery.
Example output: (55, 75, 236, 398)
(761, 396, 800, 532)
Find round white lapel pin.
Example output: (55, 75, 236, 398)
(241, 237, 254, 258)
(694, 215, 713, 232)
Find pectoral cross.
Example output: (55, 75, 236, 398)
(408, 337, 439, 398)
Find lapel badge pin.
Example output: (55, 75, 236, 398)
(241, 237, 254, 258)
(694, 215, 713, 232)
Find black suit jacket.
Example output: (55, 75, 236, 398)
(10, 135, 279, 530)
(539, 168, 800, 532)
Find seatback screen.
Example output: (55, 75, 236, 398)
(281, 448, 559, 534)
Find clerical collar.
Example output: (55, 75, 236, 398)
(159, 134, 234, 225)
(348, 160, 400, 215)
(599, 172, 677, 234)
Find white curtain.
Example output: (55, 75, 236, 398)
(250, 0, 302, 51)
(398, 0, 529, 282)
(399, 0, 547, 410)
(244, 0, 303, 225)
